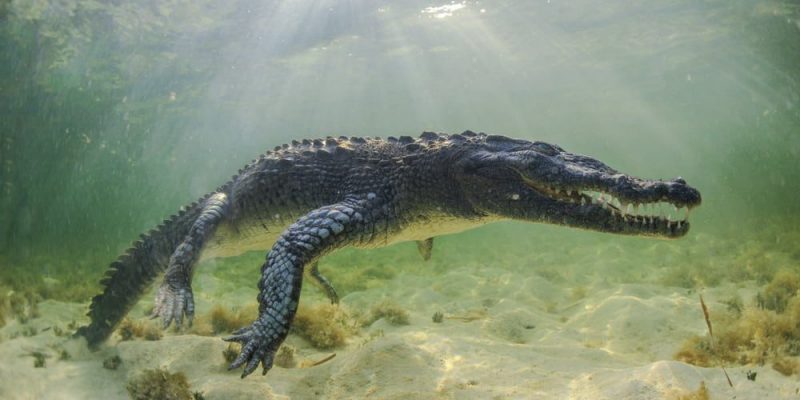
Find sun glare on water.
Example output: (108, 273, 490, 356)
(422, 2, 467, 19)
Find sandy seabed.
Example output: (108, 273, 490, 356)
(1, 227, 798, 399)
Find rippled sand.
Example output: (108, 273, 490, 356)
(1, 222, 798, 399)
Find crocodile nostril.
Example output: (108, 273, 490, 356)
(674, 177, 686, 185)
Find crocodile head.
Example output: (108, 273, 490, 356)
(454, 133, 702, 238)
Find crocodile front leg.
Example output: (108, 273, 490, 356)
(225, 198, 374, 377)
(151, 192, 229, 329)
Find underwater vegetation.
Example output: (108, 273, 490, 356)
(671, 381, 710, 400)
(325, 262, 397, 296)
(0, 298, 8, 328)
(222, 343, 240, 364)
(0, 257, 102, 329)
(291, 303, 356, 349)
(432, 311, 444, 323)
(28, 350, 49, 368)
(117, 318, 163, 341)
(199, 304, 258, 335)
(658, 223, 800, 290)
(126, 368, 197, 400)
(185, 303, 259, 337)
(359, 300, 411, 327)
(675, 270, 800, 376)
(0, 291, 6, 328)
(103, 355, 122, 370)
(274, 345, 297, 368)
(0, 256, 101, 304)
(0, 288, 41, 325)
(756, 269, 800, 313)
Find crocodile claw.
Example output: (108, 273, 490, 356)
(224, 323, 275, 378)
(151, 283, 194, 329)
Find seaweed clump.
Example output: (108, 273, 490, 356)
(222, 343, 240, 364)
(0, 288, 7, 328)
(291, 303, 355, 349)
(190, 304, 257, 336)
(5, 290, 41, 324)
(30, 351, 49, 368)
(756, 269, 800, 312)
(360, 300, 410, 327)
(103, 355, 122, 370)
(671, 381, 710, 400)
(675, 270, 800, 376)
(432, 311, 444, 323)
(274, 345, 297, 368)
(0, 256, 102, 312)
(127, 368, 193, 400)
(117, 318, 162, 341)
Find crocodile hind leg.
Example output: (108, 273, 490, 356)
(306, 262, 339, 304)
(225, 197, 376, 377)
(151, 192, 229, 329)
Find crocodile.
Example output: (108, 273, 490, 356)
(76, 131, 701, 378)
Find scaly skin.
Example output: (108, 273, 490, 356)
(77, 131, 701, 378)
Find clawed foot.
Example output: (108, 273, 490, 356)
(224, 323, 276, 378)
(151, 283, 195, 329)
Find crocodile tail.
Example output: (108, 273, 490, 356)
(76, 193, 215, 347)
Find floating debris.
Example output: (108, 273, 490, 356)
(299, 353, 336, 369)
(699, 294, 733, 387)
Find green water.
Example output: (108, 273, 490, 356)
(1, 0, 799, 398)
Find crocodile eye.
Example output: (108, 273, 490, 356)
(532, 142, 559, 156)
